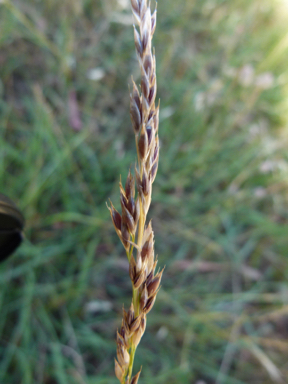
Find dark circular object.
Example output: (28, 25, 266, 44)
(0, 193, 25, 262)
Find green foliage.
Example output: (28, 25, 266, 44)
(1, 0, 288, 383)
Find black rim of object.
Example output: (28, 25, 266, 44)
(0, 193, 25, 262)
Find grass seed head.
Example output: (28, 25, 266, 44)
(131, 319, 145, 347)
(138, 126, 148, 160)
(127, 302, 135, 325)
(117, 344, 130, 368)
(147, 269, 163, 297)
(151, 6, 157, 36)
(127, 197, 136, 220)
(133, 270, 146, 289)
(111, 0, 160, 381)
(141, 230, 153, 260)
(150, 159, 158, 183)
(129, 255, 137, 281)
(121, 223, 130, 250)
(122, 204, 136, 235)
(125, 170, 135, 199)
(141, 73, 150, 100)
(140, 284, 148, 311)
(107, 201, 122, 232)
(130, 91, 142, 133)
(130, 314, 142, 333)
(141, 168, 149, 196)
(133, 196, 140, 224)
(143, 294, 156, 314)
(117, 330, 128, 349)
(130, 369, 141, 384)
(115, 358, 125, 382)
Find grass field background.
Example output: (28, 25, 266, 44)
(1, 0, 288, 383)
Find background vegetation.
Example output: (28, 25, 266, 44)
(1, 0, 288, 383)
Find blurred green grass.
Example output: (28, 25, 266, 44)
(1, 0, 288, 383)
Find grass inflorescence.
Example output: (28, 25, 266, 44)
(107, 1, 162, 382)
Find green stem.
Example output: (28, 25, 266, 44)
(127, 344, 136, 381)
(128, 286, 139, 381)
(127, 234, 135, 263)
(132, 287, 139, 316)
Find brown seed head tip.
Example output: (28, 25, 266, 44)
(125, 169, 135, 199)
(146, 124, 154, 146)
(130, 98, 141, 134)
(121, 223, 130, 249)
(127, 196, 135, 218)
(144, 53, 153, 75)
(107, 200, 122, 232)
(130, 314, 142, 333)
(130, 369, 141, 384)
(133, 271, 145, 289)
(123, 306, 129, 322)
(141, 169, 150, 196)
(145, 270, 153, 286)
(141, 237, 153, 262)
(120, 193, 128, 211)
(142, 97, 150, 121)
(141, 30, 149, 56)
(148, 85, 156, 106)
(138, 127, 148, 160)
(127, 302, 135, 325)
(141, 73, 150, 100)
(140, 284, 148, 311)
(122, 205, 135, 234)
(129, 255, 136, 281)
(135, 173, 144, 199)
(123, 316, 131, 336)
(147, 271, 162, 297)
(143, 294, 156, 314)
